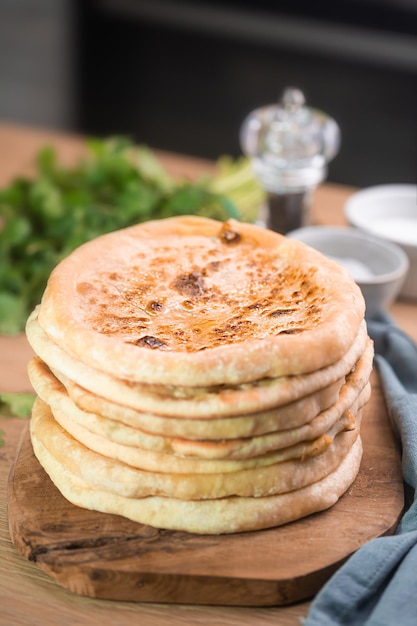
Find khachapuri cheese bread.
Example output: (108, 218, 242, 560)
(26, 216, 373, 534)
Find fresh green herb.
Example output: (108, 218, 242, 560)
(0, 391, 35, 418)
(0, 138, 263, 335)
(210, 155, 265, 223)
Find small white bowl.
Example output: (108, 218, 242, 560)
(288, 226, 409, 318)
(344, 184, 417, 300)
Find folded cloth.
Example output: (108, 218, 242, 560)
(304, 311, 417, 626)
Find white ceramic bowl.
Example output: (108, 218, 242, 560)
(344, 184, 417, 300)
(288, 226, 409, 318)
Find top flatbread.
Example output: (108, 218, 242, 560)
(35, 216, 365, 386)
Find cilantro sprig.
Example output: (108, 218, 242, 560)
(0, 392, 35, 446)
(0, 392, 35, 418)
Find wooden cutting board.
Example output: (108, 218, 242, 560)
(7, 383, 404, 607)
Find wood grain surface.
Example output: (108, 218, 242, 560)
(1, 123, 416, 625)
(7, 382, 404, 607)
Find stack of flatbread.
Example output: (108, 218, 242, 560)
(26, 216, 373, 534)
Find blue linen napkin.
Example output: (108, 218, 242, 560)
(304, 312, 417, 626)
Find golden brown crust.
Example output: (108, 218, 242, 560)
(24, 216, 371, 534)
(36, 216, 365, 386)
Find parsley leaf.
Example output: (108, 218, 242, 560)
(0, 392, 36, 418)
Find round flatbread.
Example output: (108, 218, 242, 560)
(26, 311, 369, 418)
(61, 372, 343, 440)
(35, 216, 365, 386)
(31, 397, 361, 500)
(30, 403, 363, 534)
(27, 356, 371, 460)
(46, 400, 340, 474)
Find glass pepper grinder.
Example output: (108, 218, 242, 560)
(240, 87, 341, 234)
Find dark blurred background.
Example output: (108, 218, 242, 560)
(0, 0, 416, 187)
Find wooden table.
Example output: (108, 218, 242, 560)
(0, 123, 416, 626)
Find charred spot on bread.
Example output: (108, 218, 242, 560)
(132, 335, 169, 349)
(172, 272, 205, 297)
(219, 222, 242, 244)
